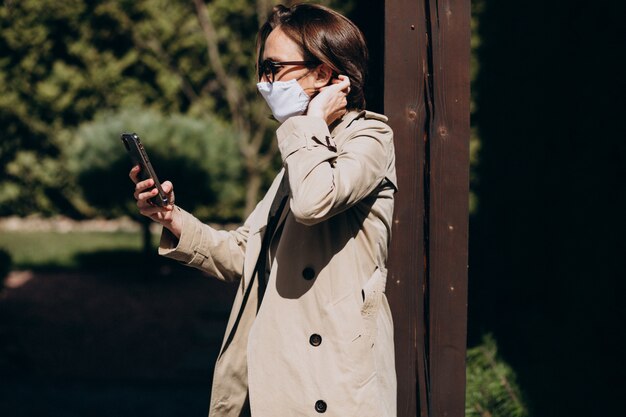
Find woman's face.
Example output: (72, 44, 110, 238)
(261, 27, 318, 91)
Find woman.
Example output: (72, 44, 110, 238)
(130, 4, 397, 416)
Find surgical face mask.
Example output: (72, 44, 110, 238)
(256, 79, 311, 123)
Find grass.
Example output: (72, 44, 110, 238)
(0, 230, 159, 270)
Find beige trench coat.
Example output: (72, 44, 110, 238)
(159, 110, 398, 417)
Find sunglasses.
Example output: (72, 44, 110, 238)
(258, 59, 320, 83)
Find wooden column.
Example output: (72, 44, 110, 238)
(384, 1, 471, 416)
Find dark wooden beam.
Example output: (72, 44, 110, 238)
(384, 1, 470, 416)
(425, 1, 471, 415)
(384, 0, 426, 414)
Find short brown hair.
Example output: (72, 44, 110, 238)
(257, 3, 369, 110)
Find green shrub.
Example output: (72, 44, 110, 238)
(466, 334, 528, 417)
(65, 107, 244, 222)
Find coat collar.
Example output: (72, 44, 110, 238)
(330, 110, 389, 137)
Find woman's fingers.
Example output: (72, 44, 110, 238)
(161, 181, 174, 196)
(136, 187, 158, 203)
(129, 166, 178, 235)
(133, 178, 154, 199)
(326, 75, 350, 91)
(161, 181, 175, 206)
(334, 75, 350, 92)
(129, 165, 141, 184)
(135, 180, 175, 213)
(330, 76, 350, 100)
(321, 75, 348, 89)
(137, 193, 173, 216)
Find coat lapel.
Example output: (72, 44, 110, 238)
(241, 168, 285, 292)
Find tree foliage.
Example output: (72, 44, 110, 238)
(1, 0, 353, 218)
(1, 0, 209, 215)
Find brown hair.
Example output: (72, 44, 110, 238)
(257, 3, 369, 110)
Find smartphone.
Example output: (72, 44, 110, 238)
(120, 132, 169, 207)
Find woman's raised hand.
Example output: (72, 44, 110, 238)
(129, 165, 182, 238)
(307, 75, 351, 125)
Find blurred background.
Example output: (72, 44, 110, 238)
(0, 0, 623, 416)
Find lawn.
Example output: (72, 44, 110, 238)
(0, 230, 159, 270)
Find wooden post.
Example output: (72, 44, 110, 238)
(384, 1, 471, 416)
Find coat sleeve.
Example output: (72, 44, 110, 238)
(276, 115, 393, 225)
(158, 205, 257, 282)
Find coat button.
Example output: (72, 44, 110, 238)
(302, 267, 315, 280)
(315, 400, 327, 413)
(309, 334, 322, 347)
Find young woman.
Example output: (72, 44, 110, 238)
(130, 4, 397, 416)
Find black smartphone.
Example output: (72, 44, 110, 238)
(120, 132, 169, 207)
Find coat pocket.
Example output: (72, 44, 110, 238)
(360, 266, 387, 348)
(327, 291, 376, 385)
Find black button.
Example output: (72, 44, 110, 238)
(302, 267, 315, 280)
(309, 334, 322, 347)
(315, 400, 327, 413)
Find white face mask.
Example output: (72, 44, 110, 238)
(256, 79, 311, 123)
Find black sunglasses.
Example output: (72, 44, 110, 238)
(259, 59, 319, 83)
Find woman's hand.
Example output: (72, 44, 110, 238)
(307, 75, 350, 125)
(129, 165, 182, 239)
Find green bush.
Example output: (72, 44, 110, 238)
(65, 107, 244, 222)
(466, 334, 528, 417)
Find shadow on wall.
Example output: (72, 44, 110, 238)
(469, 2, 625, 417)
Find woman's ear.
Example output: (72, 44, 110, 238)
(312, 63, 334, 89)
